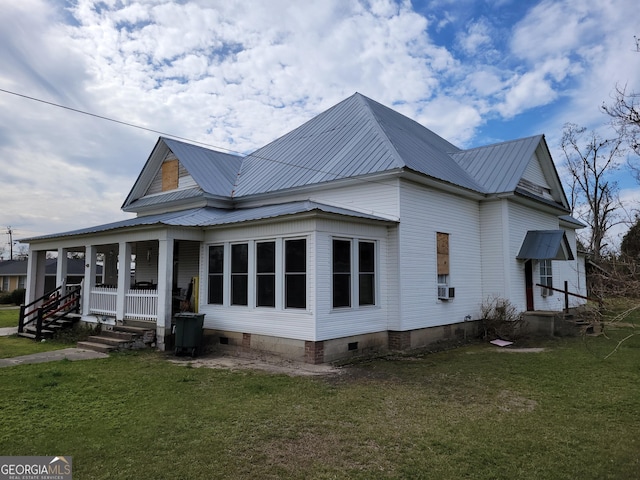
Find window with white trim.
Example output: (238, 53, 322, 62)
(285, 239, 306, 309)
(207, 245, 224, 305)
(358, 241, 375, 306)
(256, 241, 275, 307)
(540, 259, 553, 296)
(231, 243, 248, 305)
(332, 238, 376, 308)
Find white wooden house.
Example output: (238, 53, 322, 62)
(22, 93, 586, 362)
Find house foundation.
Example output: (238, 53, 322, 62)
(202, 320, 481, 364)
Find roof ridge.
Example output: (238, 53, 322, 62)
(456, 134, 543, 153)
(354, 94, 406, 170)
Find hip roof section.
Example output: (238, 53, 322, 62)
(121, 92, 567, 212)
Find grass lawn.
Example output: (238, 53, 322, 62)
(0, 307, 19, 328)
(0, 319, 638, 479)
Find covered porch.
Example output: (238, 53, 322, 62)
(24, 228, 203, 350)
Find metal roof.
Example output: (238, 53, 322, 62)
(559, 215, 586, 228)
(23, 201, 393, 242)
(232, 93, 483, 197)
(516, 230, 575, 260)
(123, 94, 563, 207)
(161, 138, 243, 196)
(450, 135, 542, 193)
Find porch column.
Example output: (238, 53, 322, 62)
(25, 249, 47, 305)
(56, 248, 68, 292)
(116, 242, 132, 322)
(82, 245, 97, 316)
(156, 238, 174, 351)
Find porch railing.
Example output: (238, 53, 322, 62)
(536, 281, 602, 311)
(90, 286, 117, 316)
(19, 285, 81, 340)
(125, 289, 158, 322)
(89, 286, 158, 322)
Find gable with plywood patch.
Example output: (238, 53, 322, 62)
(146, 153, 197, 196)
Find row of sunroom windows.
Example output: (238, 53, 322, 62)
(207, 237, 376, 309)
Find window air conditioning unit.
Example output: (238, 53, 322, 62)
(438, 286, 455, 300)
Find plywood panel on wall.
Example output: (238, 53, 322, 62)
(162, 159, 179, 191)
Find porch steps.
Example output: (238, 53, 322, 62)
(18, 312, 83, 340)
(76, 341, 117, 354)
(76, 325, 156, 353)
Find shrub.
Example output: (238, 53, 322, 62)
(10, 288, 25, 305)
(0, 288, 26, 305)
(480, 296, 526, 341)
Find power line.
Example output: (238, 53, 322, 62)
(0, 87, 402, 214)
(0, 87, 234, 152)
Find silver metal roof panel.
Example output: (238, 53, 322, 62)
(233, 93, 484, 197)
(22, 201, 392, 242)
(162, 138, 242, 196)
(451, 135, 542, 193)
(516, 230, 574, 260)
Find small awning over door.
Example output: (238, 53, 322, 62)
(516, 230, 574, 261)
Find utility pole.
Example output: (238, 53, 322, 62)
(6, 226, 13, 260)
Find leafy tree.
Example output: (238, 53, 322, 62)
(561, 123, 626, 258)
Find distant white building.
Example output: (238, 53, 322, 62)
(22, 93, 585, 362)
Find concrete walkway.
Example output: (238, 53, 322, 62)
(0, 327, 18, 336)
(1, 319, 109, 367)
(0, 348, 109, 368)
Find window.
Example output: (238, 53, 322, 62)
(1, 277, 8, 292)
(437, 232, 450, 298)
(18, 276, 25, 290)
(231, 243, 248, 305)
(285, 239, 306, 309)
(256, 241, 275, 307)
(358, 241, 375, 306)
(207, 245, 224, 304)
(332, 238, 376, 308)
(540, 259, 553, 296)
(333, 239, 351, 308)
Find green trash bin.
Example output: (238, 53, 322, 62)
(174, 313, 205, 357)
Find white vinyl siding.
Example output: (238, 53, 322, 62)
(508, 201, 565, 311)
(396, 180, 483, 331)
(479, 200, 507, 300)
(199, 218, 316, 341)
(315, 220, 389, 341)
(522, 153, 550, 188)
(240, 178, 400, 221)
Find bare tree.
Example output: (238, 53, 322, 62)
(602, 84, 640, 173)
(561, 123, 626, 258)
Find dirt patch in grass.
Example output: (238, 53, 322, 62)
(168, 351, 341, 377)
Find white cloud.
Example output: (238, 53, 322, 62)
(1, 0, 640, 256)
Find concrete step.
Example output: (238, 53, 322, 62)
(100, 330, 136, 341)
(24, 327, 55, 336)
(17, 332, 37, 339)
(87, 335, 130, 347)
(77, 341, 116, 354)
(115, 325, 154, 335)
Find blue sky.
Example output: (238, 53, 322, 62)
(1, 0, 639, 257)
